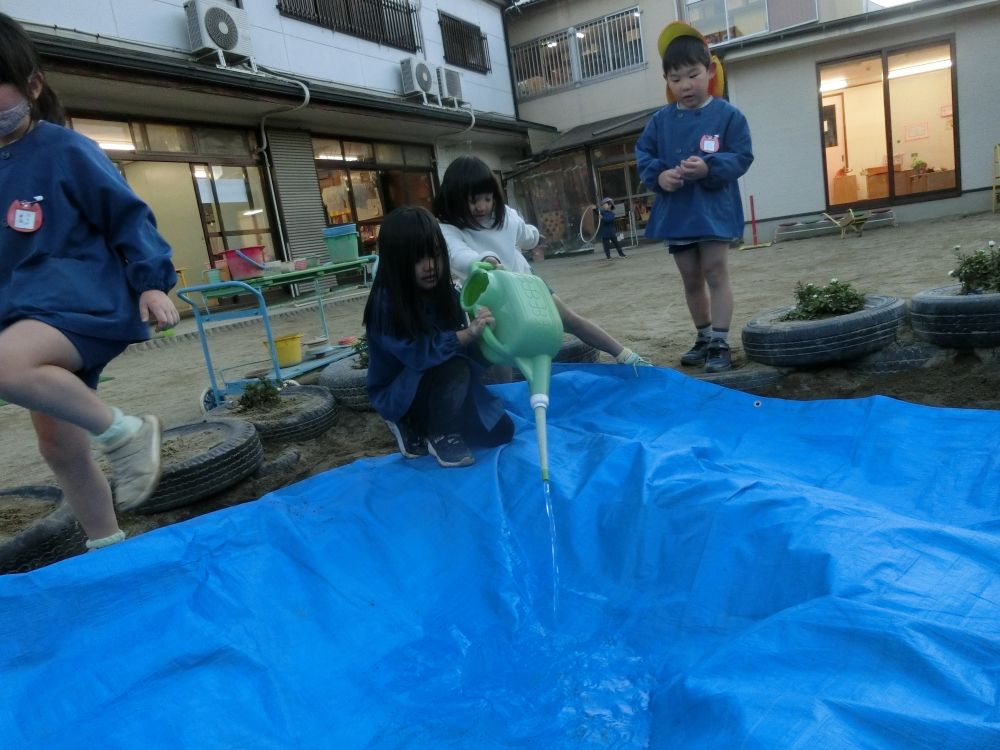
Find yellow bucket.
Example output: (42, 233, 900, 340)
(265, 333, 304, 367)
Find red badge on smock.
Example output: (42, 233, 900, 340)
(699, 134, 721, 154)
(6, 198, 43, 233)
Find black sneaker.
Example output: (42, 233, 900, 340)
(426, 433, 474, 468)
(385, 419, 427, 458)
(704, 341, 733, 373)
(680, 338, 710, 366)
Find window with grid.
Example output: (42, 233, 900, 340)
(439, 13, 491, 73)
(511, 7, 643, 101)
(277, 0, 419, 53)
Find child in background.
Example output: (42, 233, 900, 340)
(0, 14, 180, 550)
(435, 155, 649, 367)
(593, 198, 627, 260)
(363, 206, 514, 468)
(635, 21, 753, 373)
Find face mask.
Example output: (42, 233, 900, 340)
(0, 98, 30, 138)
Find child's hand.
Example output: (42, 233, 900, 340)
(468, 306, 495, 338)
(482, 255, 503, 269)
(139, 289, 180, 332)
(657, 168, 684, 192)
(678, 156, 709, 180)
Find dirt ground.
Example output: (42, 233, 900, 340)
(1, 210, 999, 541)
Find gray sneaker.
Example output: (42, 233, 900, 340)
(704, 341, 733, 373)
(102, 415, 163, 512)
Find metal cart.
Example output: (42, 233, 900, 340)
(177, 256, 377, 411)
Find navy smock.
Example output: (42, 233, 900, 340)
(597, 207, 617, 239)
(365, 288, 507, 431)
(635, 98, 753, 242)
(0, 121, 176, 344)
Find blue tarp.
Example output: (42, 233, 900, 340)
(2, 365, 999, 748)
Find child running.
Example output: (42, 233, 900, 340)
(363, 206, 514, 468)
(435, 155, 649, 368)
(636, 21, 753, 373)
(0, 14, 180, 551)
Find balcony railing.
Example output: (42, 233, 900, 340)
(277, 0, 419, 53)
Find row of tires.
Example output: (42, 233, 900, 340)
(741, 285, 1000, 368)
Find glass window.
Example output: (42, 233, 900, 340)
(194, 163, 272, 260)
(70, 118, 137, 153)
(318, 168, 353, 225)
(439, 12, 491, 73)
(313, 138, 344, 161)
(818, 40, 956, 207)
(194, 127, 250, 156)
(403, 144, 433, 167)
(350, 170, 384, 221)
(343, 141, 375, 163)
(144, 123, 196, 153)
(375, 142, 404, 164)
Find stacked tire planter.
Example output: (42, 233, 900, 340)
(909, 284, 1000, 348)
(319, 337, 600, 411)
(216, 385, 337, 443)
(741, 295, 908, 367)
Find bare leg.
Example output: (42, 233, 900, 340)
(672, 249, 711, 329)
(552, 294, 624, 359)
(31, 411, 120, 540)
(0, 320, 114, 434)
(697, 241, 734, 331)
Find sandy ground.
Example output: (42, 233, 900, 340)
(2, 210, 999, 540)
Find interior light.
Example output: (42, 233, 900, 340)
(193, 168, 209, 179)
(242, 209, 264, 216)
(98, 142, 136, 151)
(546, 41, 557, 48)
(576, 32, 585, 38)
(871, 0, 916, 7)
(819, 78, 848, 93)
(887, 59, 951, 79)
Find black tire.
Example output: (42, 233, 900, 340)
(220, 385, 337, 442)
(910, 284, 1000, 348)
(695, 362, 786, 392)
(741, 295, 907, 367)
(0, 486, 87, 574)
(553, 335, 600, 365)
(135, 418, 263, 515)
(318, 354, 371, 411)
(845, 342, 951, 374)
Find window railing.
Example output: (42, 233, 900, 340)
(511, 7, 643, 101)
(277, 0, 419, 53)
(439, 13, 491, 74)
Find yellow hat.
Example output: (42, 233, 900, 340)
(657, 21, 725, 102)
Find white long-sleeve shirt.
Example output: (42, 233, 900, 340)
(441, 206, 540, 283)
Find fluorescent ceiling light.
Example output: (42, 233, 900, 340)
(575, 31, 585, 38)
(819, 78, 847, 93)
(242, 209, 264, 216)
(871, 0, 916, 7)
(546, 41, 557, 48)
(98, 142, 135, 151)
(887, 59, 951, 79)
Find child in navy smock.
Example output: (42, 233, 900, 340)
(0, 14, 180, 551)
(363, 206, 514, 468)
(636, 21, 753, 373)
(436, 155, 649, 368)
(593, 197, 627, 259)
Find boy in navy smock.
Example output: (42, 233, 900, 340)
(636, 22, 753, 373)
(592, 198, 627, 260)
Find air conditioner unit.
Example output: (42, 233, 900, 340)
(184, 0, 253, 62)
(437, 67, 464, 104)
(400, 57, 439, 102)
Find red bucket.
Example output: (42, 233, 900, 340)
(224, 246, 266, 280)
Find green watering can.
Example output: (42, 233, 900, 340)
(461, 262, 564, 481)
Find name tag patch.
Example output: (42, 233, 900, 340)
(7, 197, 44, 233)
(699, 134, 721, 154)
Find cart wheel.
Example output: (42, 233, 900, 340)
(199, 387, 222, 414)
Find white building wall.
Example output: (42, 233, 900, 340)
(8, 0, 517, 118)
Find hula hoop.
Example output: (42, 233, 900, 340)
(578, 206, 600, 244)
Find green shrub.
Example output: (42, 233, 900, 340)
(238, 378, 281, 409)
(780, 279, 866, 321)
(950, 242, 1000, 294)
(352, 334, 369, 369)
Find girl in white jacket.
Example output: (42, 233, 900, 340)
(435, 155, 649, 367)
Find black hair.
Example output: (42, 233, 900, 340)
(434, 154, 507, 231)
(362, 206, 464, 340)
(0, 13, 65, 125)
(662, 35, 711, 77)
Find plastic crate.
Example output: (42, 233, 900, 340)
(324, 231, 359, 263)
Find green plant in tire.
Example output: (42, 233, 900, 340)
(352, 334, 369, 369)
(780, 279, 866, 321)
(238, 378, 281, 409)
(950, 242, 1000, 294)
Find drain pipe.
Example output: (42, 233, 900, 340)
(252, 69, 311, 260)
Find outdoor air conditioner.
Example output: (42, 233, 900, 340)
(400, 57, 439, 102)
(184, 0, 253, 62)
(437, 67, 464, 104)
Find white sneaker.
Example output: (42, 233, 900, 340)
(102, 415, 162, 512)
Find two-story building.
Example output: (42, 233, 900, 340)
(504, 0, 1000, 250)
(6, 0, 547, 304)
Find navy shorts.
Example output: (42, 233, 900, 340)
(61, 329, 131, 389)
(667, 238, 738, 254)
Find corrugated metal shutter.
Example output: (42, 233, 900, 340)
(266, 128, 337, 292)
